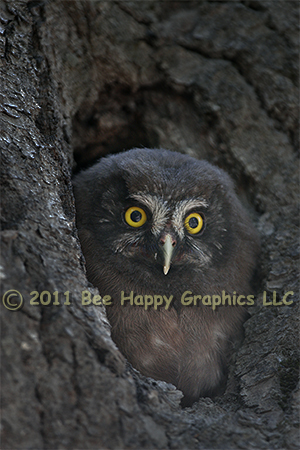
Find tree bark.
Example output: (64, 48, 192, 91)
(1, 1, 299, 449)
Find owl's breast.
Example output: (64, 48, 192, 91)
(107, 300, 226, 400)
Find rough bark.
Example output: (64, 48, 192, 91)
(1, 1, 299, 449)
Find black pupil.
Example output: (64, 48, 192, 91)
(189, 217, 199, 229)
(131, 210, 142, 223)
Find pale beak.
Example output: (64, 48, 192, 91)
(162, 234, 175, 275)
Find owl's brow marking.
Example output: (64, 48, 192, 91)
(173, 198, 209, 238)
(131, 193, 170, 236)
(174, 198, 209, 215)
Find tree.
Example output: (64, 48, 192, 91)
(1, 1, 299, 448)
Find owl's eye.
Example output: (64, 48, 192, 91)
(184, 213, 204, 235)
(125, 207, 147, 228)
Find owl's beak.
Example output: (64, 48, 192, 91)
(161, 234, 176, 275)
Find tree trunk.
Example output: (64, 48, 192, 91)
(1, 1, 299, 448)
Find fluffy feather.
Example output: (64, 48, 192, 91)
(73, 148, 260, 406)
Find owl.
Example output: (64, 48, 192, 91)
(73, 148, 259, 406)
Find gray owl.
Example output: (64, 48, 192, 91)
(73, 148, 259, 406)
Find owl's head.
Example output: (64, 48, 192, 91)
(73, 148, 259, 293)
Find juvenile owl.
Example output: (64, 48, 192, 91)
(73, 148, 259, 406)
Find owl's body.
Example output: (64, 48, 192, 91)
(73, 149, 259, 406)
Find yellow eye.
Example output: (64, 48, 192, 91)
(184, 213, 204, 234)
(125, 207, 147, 228)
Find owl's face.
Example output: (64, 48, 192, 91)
(73, 149, 253, 295)
(100, 179, 225, 279)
